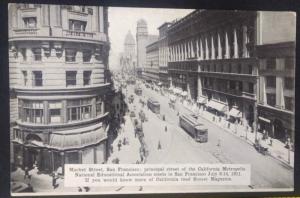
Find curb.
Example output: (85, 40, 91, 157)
(182, 105, 294, 169)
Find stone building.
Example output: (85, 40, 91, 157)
(168, 10, 258, 127)
(8, 3, 111, 174)
(144, 41, 159, 82)
(256, 12, 296, 143)
(158, 22, 172, 87)
(167, 10, 296, 136)
(136, 19, 158, 78)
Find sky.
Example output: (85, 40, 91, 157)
(108, 7, 194, 70)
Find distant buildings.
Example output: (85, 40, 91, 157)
(9, 4, 111, 174)
(120, 31, 136, 75)
(136, 19, 158, 78)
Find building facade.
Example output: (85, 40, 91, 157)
(158, 22, 172, 87)
(168, 10, 258, 127)
(9, 3, 111, 174)
(256, 12, 296, 143)
(144, 41, 159, 82)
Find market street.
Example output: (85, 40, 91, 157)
(122, 82, 293, 189)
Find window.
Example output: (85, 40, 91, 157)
(248, 82, 254, 93)
(266, 76, 276, 88)
(248, 65, 252, 75)
(21, 48, 27, 61)
(87, 8, 93, 15)
(285, 57, 294, 70)
(32, 48, 42, 61)
(238, 81, 243, 91)
(66, 71, 77, 86)
(22, 71, 28, 86)
(284, 77, 294, 90)
(13, 128, 22, 140)
(96, 96, 102, 116)
(266, 58, 276, 70)
(266, 93, 276, 107)
(23, 17, 37, 28)
(237, 64, 242, 74)
(22, 100, 44, 123)
(69, 19, 87, 32)
(49, 102, 62, 123)
(82, 49, 92, 62)
(220, 64, 223, 72)
(67, 98, 92, 122)
(229, 80, 235, 90)
(65, 48, 77, 62)
(83, 71, 92, 86)
(213, 64, 216, 72)
(228, 64, 232, 73)
(284, 97, 293, 111)
(32, 71, 43, 86)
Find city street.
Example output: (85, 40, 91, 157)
(122, 82, 293, 190)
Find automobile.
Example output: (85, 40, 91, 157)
(130, 111, 136, 117)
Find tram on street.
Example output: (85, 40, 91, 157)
(147, 98, 160, 114)
(179, 114, 208, 142)
(134, 86, 142, 96)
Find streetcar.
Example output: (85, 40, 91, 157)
(134, 86, 142, 96)
(179, 114, 208, 142)
(147, 98, 160, 114)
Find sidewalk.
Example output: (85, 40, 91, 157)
(107, 115, 141, 164)
(181, 101, 294, 168)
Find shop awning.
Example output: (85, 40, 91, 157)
(169, 95, 176, 102)
(258, 116, 271, 123)
(228, 108, 241, 118)
(49, 123, 107, 150)
(181, 91, 188, 96)
(206, 100, 227, 112)
(197, 96, 207, 104)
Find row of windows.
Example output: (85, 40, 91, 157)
(203, 77, 254, 94)
(266, 94, 294, 111)
(266, 58, 294, 70)
(169, 63, 253, 75)
(19, 47, 102, 62)
(265, 76, 294, 90)
(18, 97, 103, 124)
(22, 70, 92, 87)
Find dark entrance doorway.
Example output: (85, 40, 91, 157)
(273, 119, 285, 141)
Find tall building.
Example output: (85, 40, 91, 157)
(136, 19, 158, 78)
(256, 12, 296, 143)
(120, 31, 136, 75)
(158, 22, 172, 87)
(168, 10, 258, 128)
(144, 41, 159, 82)
(8, 4, 111, 174)
(167, 10, 295, 141)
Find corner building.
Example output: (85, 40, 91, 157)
(168, 10, 258, 127)
(9, 4, 111, 174)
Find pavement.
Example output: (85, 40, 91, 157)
(180, 99, 294, 168)
(107, 115, 141, 164)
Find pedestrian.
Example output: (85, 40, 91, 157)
(78, 187, 82, 192)
(52, 173, 57, 189)
(158, 141, 162, 150)
(24, 166, 29, 180)
(123, 137, 126, 145)
(217, 139, 221, 147)
(118, 140, 122, 151)
(165, 125, 167, 132)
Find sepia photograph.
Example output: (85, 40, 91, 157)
(8, 3, 295, 195)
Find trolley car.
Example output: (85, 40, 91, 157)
(179, 114, 208, 142)
(147, 98, 160, 114)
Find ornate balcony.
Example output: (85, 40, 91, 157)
(13, 28, 38, 36)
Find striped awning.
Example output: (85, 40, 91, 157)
(228, 108, 242, 118)
(206, 100, 227, 112)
